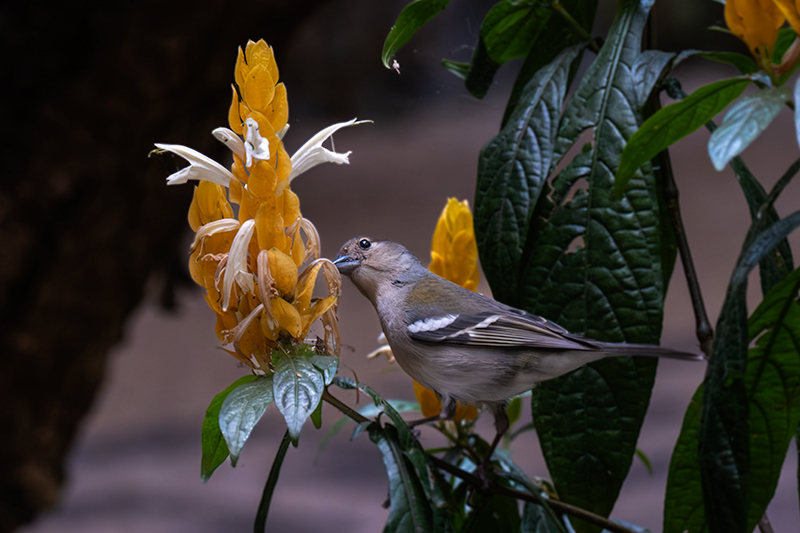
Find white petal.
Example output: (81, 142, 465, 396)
(212, 128, 246, 161)
(222, 219, 255, 311)
(155, 143, 237, 187)
(276, 124, 290, 141)
(191, 218, 241, 250)
(288, 119, 370, 181)
(244, 118, 270, 167)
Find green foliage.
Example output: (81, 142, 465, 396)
(219, 375, 274, 465)
(200, 374, 258, 482)
(381, 0, 451, 68)
(616, 77, 751, 194)
(273, 347, 332, 445)
(665, 266, 800, 533)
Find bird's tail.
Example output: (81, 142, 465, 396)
(598, 342, 704, 361)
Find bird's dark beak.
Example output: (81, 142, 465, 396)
(332, 254, 359, 276)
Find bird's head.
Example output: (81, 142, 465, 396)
(333, 237, 423, 302)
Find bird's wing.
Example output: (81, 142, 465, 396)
(407, 311, 600, 351)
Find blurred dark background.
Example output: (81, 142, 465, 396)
(1, 0, 798, 532)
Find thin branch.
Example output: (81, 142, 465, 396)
(322, 389, 369, 424)
(428, 455, 637, 533)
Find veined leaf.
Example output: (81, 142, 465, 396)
(219, 375, 274, 466)
(709, 86, 791, 171)
(272, 347, 325, 445)
(665, 266, 800, 533)
(382, 0, 451, 68)
(616, 77, 751, 194)
(699, 212, 800, 533)
(201, 374, 258, 482)
(475, 43, 585, 305)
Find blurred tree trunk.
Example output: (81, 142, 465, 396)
(0, 2, 325, 531)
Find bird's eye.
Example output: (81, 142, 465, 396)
(358, 239, 371, 250)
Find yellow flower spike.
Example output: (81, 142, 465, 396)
(261, 297, 303, 339)
(413, 380, 443, 418)
(725, 0, 785, 57)
(268, 83, 289, 133)
(267, 248, 298, 297)
(243, 64, 276, 115)
(255, 200, 287, 253)
(188, 182, 234, 231)
(245, 40, 279, 87)
(228, 85, 244, 135)
(773, 0, 800, 35)
(189, 233, 235, 289)
(234, 46, 249, 93)
(428, 198, 480, 292)
(301, 293, 339, 340)
(321, 307, 341, 356)
(233, 303, 268, 367)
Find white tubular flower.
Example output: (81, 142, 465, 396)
(222, 219, 256, 311)
(155, 143, 238, 187)
(288, 119, 370, 181)
(244, 117, 270, 167)
(276, 124, 290, 141)
(212, 128, 246, 161)
(191, 218, 241, 250)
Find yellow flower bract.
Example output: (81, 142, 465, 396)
(185, 40, 340, 371)
(725, 0, 791, 59)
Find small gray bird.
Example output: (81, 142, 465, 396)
(333, 237, 702, 458)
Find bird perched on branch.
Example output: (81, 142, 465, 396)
(333, 237, 702, 461)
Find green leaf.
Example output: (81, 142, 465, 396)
(479, 0, 552, 64)
(254, 430, 291, 533)
(634, 448, 653, 475)
(218, 375, 274, 466)
(699, 212, 800, 533)
(616, 77, 751, 194)
(697, 51, 758, 75)
(665, 266, 800, 533)
(475, 43, 585, 305)
(709, 86, 791, 171)
(522, 501, 565, 533)
(772, 27, 798, 64)
(462, 484, 520, 533)
(485, 0, 674, 528)
(200, 375, 258, 482)
(310, 354, 338, 385)
(382, 0, 451, 68)
(272, 348, 325, 445)
(310, 398, 323, 429)
(464, 38, 501, 99)
(501, 0, 597, 126)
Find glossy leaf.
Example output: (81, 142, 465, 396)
(697, 51, 758, 74)
(616, 77, 750, 194)
(475, 43, 585, 305)
(201, 375, 258, 482)
(709, 86, 791, 171)
(382, 0, 451, 68)
(273, 347, 325, 445)
(521, 501, 565, 533)
(501, 0, 597, 126)
(219, 375, 274, 466)
(665, 266, 800, 533)
(502, 0, 674, 527)
(699, 212, 800, 533)
(310, 354, 338, 385)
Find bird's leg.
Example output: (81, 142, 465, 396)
(474, 403, 509, 490)
(406, 398, 457, 428)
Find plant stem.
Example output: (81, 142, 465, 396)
(254, 430, 291, 533)
(551, 0, 601, 53)
(322, 389, 369, 424)
(428, 455, 637, 533)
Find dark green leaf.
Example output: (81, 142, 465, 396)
(616, 77, 751, 194)
(382, 0, 451, 68)
(201, 375, 258, 482)
(310, 397, 323, 429)
(772, 27, 798, 64)
(254, 430, 291, 533)
(475, 43, 585, 305)
(634, 448, 653, 475)
(522, 501, 564, 533)
(665, 266, 800, 533)
(698, 51, 758, 75)
(462, 482, 520, 533)
(219, 375, 274, 466)
(699, 212, 800, 533)
(709, 86, 791, 171)
(272, 348, 325, 445)
(501, 0, 597, 127)
(464, 38, 501, 99)
(369, 423, 436, 533)
(482, 1, 670, 529)
(479, 0, 552, 64)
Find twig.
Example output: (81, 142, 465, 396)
(428, 455, 638, 533)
